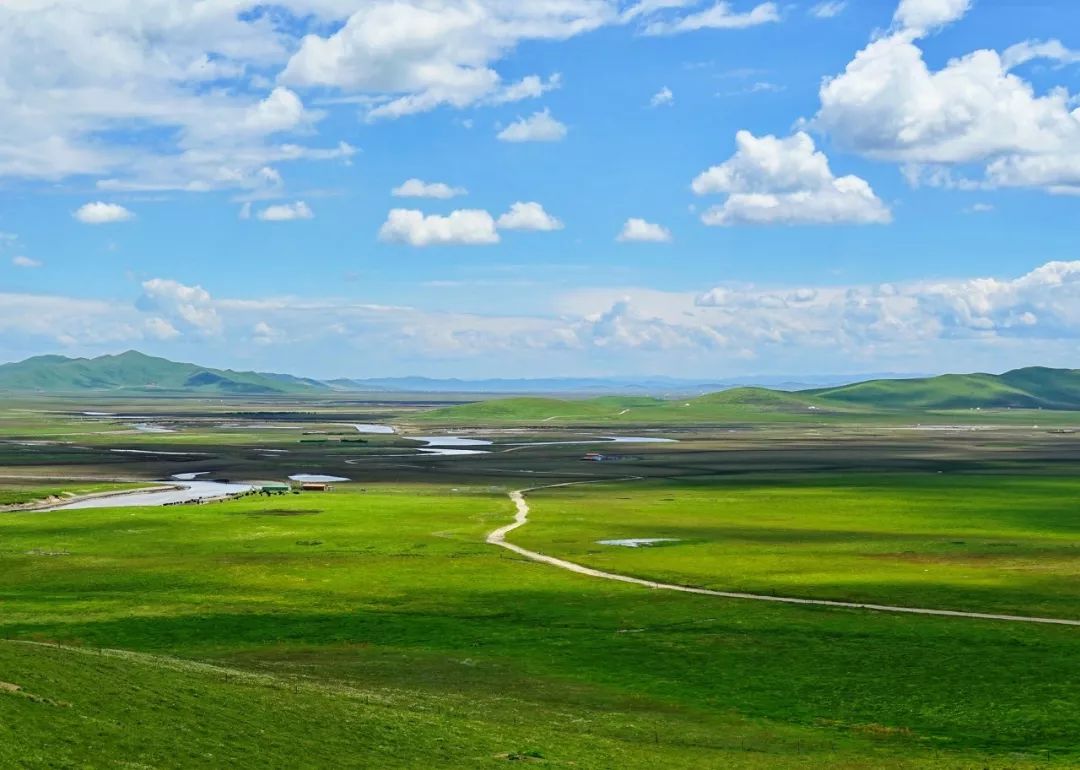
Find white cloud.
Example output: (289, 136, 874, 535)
(256, 201, 314, 221)
(280, 3, 607, 120)
(965, 203, 995, 214)
(497, 109, 568, 142)
(691, 131, 891, 225)
(1002, 39, 1080, 70)
(73, 202, 135, 224)
(144, 317, 181, 341)
(643, 2, 780, 36)
(0, 1, 776, 187)
(392, 179, 468, 199)
(0, 3, 350, 189)
(497, 202, 564, 231)
(617, 218, 673, 242)
(252, 320, 284, 345)
(137, 278, 222, 336)
(813, 2, 1080, 193)
(378, 209, 500, 247)
(622, 0, 698, 22)
(12, 256, 42, 268)
(810, 1, 847, 18)
(5, 260, 1080, 374)
(488, 74, 563, 105)
(559, 259, 1080, 364)
(893, 0, 971, 32)
(650, 86, 674, 107)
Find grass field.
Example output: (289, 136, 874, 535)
(516, 473, 1080, 617)
(1, 396, 1078, 767)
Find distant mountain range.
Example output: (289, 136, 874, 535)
(0, 352, 1077, 412)
(322, 374, 885, 395)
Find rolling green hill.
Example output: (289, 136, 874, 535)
(808, 367, 1080, 410)
(414, 368, 1080, 424)
(0, 351, 326, 395)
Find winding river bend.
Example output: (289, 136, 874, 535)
(46, 481, 255, 511)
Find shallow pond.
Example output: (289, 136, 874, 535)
(597, 538, 681, 548)
(354, 424, 396, 434)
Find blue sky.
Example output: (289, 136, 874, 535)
(1, 0, 1079, 379)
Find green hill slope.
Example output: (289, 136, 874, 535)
(810, 368, 1080, 410)
(414, 368, 1080, 425)
(0, 351, 326, 395)
(413, 388, 841, 425)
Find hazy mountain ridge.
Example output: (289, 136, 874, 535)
(1, 353, 1076, 412)
(0, 351, 327, 395)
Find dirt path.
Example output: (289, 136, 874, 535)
(488, 481, 1080, 628)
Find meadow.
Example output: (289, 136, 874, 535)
(0, 396, 1078, 767)
(516, 473, 1080, 617)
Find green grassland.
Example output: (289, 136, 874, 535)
(2, 395, 1079, 767)
(516, 473, 1080, 618)
(0, 482, 1078, 767)
(411, 391, 1080, 428)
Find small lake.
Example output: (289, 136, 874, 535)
(354, 424, 396, 434)
(134, 423, 175, 433)
(410, 436, 493, 456)
(507, 436, 678, 448)
(289, 474, 350, 483)
(598, 538, 681, 548)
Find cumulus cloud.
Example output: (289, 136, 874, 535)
(144, 317, 181, 341)
(137, 278, 222, 336)
(650, 86, 674, 107)
(0, 1, 778, 187)
(691, 131, 891, 225)
(813, 0, 1080, 193)
(0, 3, 352, 189)
(497, 109, 568, 142)
(256, 201, 314, 221)
(559, 259, 1080, 366)
(617, 218, 673, 242)
(5, 260, 1080, 373)
(12, 256, 42, 268)
(378, 209, 500, 246)
(281, 4, 602, 120)
(893, 0, 971, 32)
(73, 202, 134, 224)
(488, 74, 563, 105)
(497, 202, 563, 231)
(643, 2, 780, 36)
(392, 179, 467, 199)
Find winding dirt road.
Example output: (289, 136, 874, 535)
(488, 481, 1080, 628)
